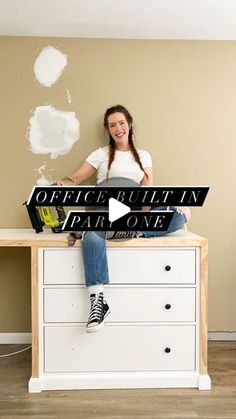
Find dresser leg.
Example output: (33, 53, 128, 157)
(28, 377, 42, 393)
(198, 374, 211, 390)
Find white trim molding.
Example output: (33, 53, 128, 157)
(0, 333, 32, 344)
(208, 332, 236, 341)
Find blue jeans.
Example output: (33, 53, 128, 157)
(81, 206, 187, 287)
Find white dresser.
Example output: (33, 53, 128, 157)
(0, 228, 211, 392)
(27, 229, 211, 392)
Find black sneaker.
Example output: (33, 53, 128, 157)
(86, 293, 110, 333)
(103, 298, 110, 319)
(106, 231, 143, 240)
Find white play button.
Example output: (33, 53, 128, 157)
(108, 198, 131, 222)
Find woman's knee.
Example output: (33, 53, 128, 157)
(82, 231, 106, 245)
(167, 210, 186, 233)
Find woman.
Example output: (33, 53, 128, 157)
(57, 105, 190, 333)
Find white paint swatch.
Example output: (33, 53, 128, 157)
(34, 46, 67, 87)
(28, 105, 80, 159)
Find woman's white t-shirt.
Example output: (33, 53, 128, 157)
(86, 145, 190, 220)
(86, 146, 152, 185)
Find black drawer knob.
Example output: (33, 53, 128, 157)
(165, 347, 171, 353)
(165, 265, 171, 271)
(165, 304, 171, 310)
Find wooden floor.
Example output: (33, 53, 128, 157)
(0, 341, 235, 419)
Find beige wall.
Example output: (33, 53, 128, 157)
(0, 37, 235, 332)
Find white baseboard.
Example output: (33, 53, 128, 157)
(0, 333, 32, 344)
(29, 372, 207, 392)
(208, 332, 236, 341)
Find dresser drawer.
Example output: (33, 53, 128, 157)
(44, 325, 195, 373)
(43, 249, 85, 284)
(44, 287, 196, 323)
(108, 248, 196, 284)
(43, 248, 196, 285)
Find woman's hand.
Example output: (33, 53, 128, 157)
(141, 167, 153, 211)
(56, 176, 76, 186)
(141, 167, 153, 186)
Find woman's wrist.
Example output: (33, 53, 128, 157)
(57, 176, 76, 185)
(62, 176, 76, 184)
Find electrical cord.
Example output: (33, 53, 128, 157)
(0, 345, 32, 358)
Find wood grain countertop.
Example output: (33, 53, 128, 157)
(0, 228, 207, 248)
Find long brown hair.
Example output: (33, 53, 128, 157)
(103, 105, 147, 179)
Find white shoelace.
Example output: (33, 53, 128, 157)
(88, 294, 103, 323)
